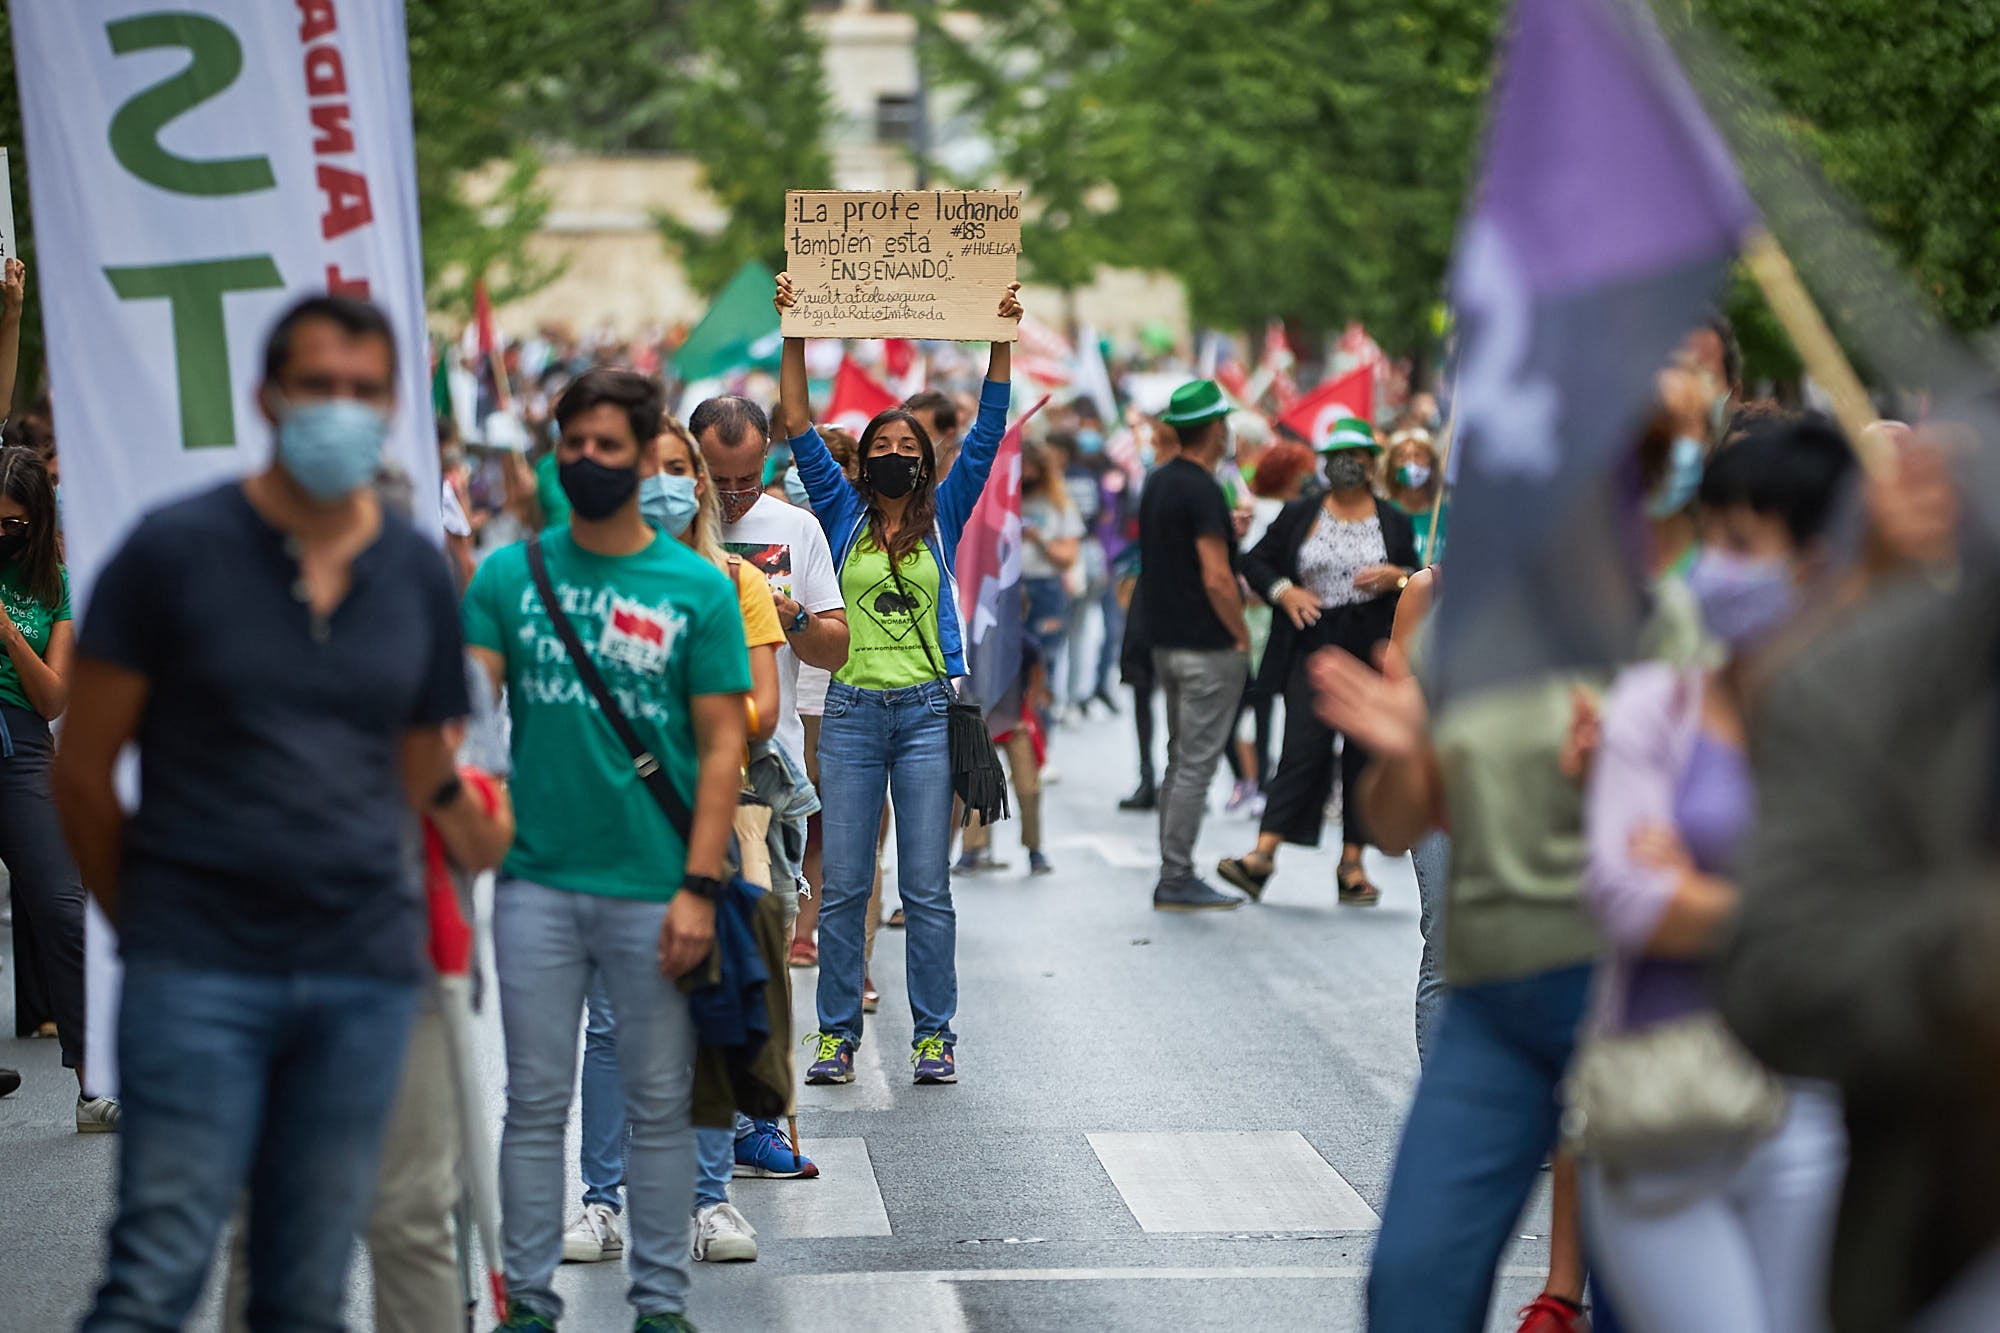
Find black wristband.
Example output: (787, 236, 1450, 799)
(429, 774, 464, 810)
(681, 874, 725, 902)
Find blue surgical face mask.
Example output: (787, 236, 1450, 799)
(638, 472, 699, 536)
(783, 468, 811, 508)
(1646, 435, 1705, 518)
(1077, 428, 1104, 455)
(1686, 547, 1797, 649)
(275, 397, 389, 502)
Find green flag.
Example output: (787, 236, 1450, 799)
(673, 259, 783, 382)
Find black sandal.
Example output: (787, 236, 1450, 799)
(1216, 855, 1274, 902)
(1336, 859, 1380, 907)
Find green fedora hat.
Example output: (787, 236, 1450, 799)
(1160, 379, 1232, 427)
(1317, 415, 1380, 454)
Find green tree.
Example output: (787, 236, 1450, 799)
(655, 0, 835, 298)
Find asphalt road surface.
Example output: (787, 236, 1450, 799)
(0, 706, 1554, 1331)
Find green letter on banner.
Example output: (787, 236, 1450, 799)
(107, 14, 276, 196)
(105, 257, 284, 449)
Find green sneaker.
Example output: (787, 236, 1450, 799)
(634, 1315, 697, 1332)
(492, 1309, 556, 1332)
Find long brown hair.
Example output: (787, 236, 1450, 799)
(855, 408, 938, 564)
(0, 447, 62, 607)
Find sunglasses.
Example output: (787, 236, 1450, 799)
(0, 518, 29, 535)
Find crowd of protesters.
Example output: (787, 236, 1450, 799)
(3, 235, 1996, 1333)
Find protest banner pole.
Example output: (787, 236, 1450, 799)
(1738, 226, 1888, 475)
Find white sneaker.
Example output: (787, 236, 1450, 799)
(76, 1095, 120, 1134)
(561, 1202, 623, 1263)
(691, 1201, 758, 1262)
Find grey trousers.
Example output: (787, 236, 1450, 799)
(1152, 647, 1248, 888)
(1411, 831, 1452, 1066)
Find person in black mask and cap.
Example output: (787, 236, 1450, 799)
(771, 270, 1023, 1089)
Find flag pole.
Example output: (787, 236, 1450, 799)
(1738, 227, 1889, 475)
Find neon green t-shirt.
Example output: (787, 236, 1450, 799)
(463, 529, 750, 900)
(0, 563, 68, 713)
(836, 539, 943, 691)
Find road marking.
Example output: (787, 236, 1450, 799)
(734, 1136, 890, 1238)
(789, 1264, 1545, 1284)
(779, 1270, 970, 1330)
(1051, 833, 1155, 869)
(1088, 1131, 1381, 1233)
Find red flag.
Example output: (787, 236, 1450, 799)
(474, 277, 510, 411)
(957, 395, 1050, 724)
(1275, 364, 1376, 447)
(1262, 319, 1298, 411)
(824, 357, 900, 436)
(883, 338, 917, 379)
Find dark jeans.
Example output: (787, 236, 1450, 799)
(1259, 645, 1375, 851)
(0, 703, 86, 1070)
(84, 961, 417, 1332)
(1367, 964, 1593, 1332)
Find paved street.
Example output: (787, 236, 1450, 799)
(1, 707, 1553, 1331)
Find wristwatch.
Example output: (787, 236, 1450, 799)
(785, 605, 811, 634)
(428, 774, 464, 810)
(681, 874, 724, 902)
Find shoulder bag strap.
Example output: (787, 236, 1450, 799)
(526, 536, 697, 845)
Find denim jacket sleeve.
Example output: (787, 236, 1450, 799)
(1583, 662, 1697, 955)
(933, 377, 1013, 544)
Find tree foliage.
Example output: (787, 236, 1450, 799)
(654, 0, 835, 298)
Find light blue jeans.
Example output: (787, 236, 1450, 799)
(1411, 831, 1452, 1066)
(493, 879, 696, 1320)
(816, 679, 957, 1047)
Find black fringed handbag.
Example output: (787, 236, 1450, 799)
(888, 556, 1011, 829)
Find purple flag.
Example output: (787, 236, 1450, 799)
(1433, 0, 1757, 697)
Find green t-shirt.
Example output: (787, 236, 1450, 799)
(836, 539, 943, 691)
(533, 451, 572, 530)
(463, 530, 750, 900)
(0, 564, 69, 713)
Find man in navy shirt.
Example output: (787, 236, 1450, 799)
(54, 295, 483, 1332)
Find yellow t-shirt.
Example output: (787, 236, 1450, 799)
(731, 559, 785, 649)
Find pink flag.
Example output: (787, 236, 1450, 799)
(958, 395, 1050, 723)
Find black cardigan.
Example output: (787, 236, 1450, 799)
(1240, 493, 1419, 698)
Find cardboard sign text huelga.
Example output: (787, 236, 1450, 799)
(782, 189, 1020, 342)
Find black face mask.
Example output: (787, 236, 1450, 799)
(865, 453, 923, 500)
(559, 456, 639, 520)
(0, 531, 27, 564)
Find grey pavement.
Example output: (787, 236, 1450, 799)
(0, 706, 1552, 1331)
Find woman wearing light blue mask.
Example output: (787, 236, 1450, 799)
(1577, 413, 1856, 1332)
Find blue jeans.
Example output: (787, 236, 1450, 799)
(580, 976, 625, 1211)
(1411, 832, 1452, 1066)
(1367, 964, 1593, 1333)
(817, 679, 957, 1047)
(494, 878, 697, 1320)
(695, 1116, 755, 1210)
(83, 962, 417, 1332)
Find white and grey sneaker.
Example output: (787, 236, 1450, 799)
(76, 1095, 120, 1134)
(692, 1201, 758, 1263)
(561, 1202, 623, 1263)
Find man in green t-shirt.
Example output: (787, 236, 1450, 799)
(464, 368, 749, 1332)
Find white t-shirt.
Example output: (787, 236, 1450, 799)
(1019, 496, 1085, 579)
(722, 494, 844, 764)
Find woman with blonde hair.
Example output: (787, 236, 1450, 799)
(1381, 428, 1445, 562)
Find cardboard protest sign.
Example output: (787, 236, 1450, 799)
(783, 189, 1020, 341)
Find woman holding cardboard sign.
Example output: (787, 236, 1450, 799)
(772, 270, 1022, 1088)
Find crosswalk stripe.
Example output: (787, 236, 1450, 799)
(733, 1136, 890, 1238)
(1088, 1131, 1381, 1233)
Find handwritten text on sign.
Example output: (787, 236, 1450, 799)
(783, 190, 1020, 342)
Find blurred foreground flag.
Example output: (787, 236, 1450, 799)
(960, 396, 1049, 726)
(1432, 0, 1757, 699)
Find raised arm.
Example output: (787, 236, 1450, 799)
(984, 282, 1022, 386)
(0, 261, 24, 423)
(774, 272, 811, 441)
(933, 285, 1026, 537)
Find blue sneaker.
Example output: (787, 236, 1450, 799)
(492, 1308, 557, 1332)
(912, 1034, 956, 1084)
(633, 1315, 696, 1332)
(804, 1032, 856, 1084)
(734, 1120, 819, 1178)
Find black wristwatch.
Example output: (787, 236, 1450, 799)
(785, 605, 811, 634)
(429, 774, 464, 810)
(681, 874, 724, 902)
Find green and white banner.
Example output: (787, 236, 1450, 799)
(13, 1, 433, 1094)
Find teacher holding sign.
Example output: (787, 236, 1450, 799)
(773, 268, 1022, 1090)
